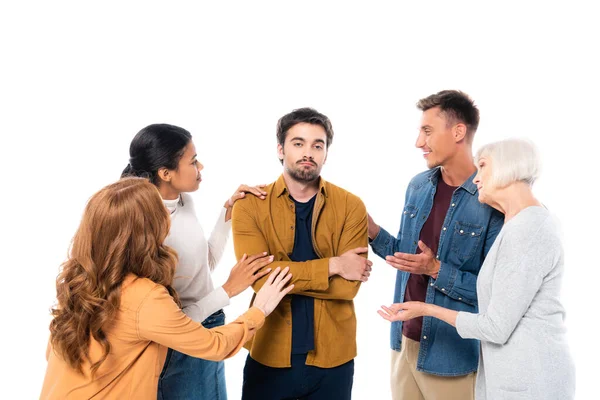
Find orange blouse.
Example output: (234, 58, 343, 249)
(40, 274, 264, 399)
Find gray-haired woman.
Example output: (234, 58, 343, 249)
(378, 139, 575, 399)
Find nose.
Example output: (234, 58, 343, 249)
(415, 131, 425, 148)
(197, 161, 204, 172)
(472, 172, 480, 185)
(303, 148, 314, 160)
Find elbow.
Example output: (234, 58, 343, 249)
(483, 321, 512, 345)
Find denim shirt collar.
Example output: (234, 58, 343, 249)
(428, 167, 478, 196)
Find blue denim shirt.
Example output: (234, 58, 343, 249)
(371, 167, 503, 376)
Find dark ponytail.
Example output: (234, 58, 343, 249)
(122, 124, 192, 186)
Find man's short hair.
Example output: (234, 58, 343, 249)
(417, 90, 480, 142)
(476, 139, 541, 188)
(276, 107, 334, 148)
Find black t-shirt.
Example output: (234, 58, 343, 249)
(289, 194, 318, 354)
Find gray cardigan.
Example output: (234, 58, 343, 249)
(456, 206, 575, 400)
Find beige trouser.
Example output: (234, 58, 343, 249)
(390, 335, 475, 400)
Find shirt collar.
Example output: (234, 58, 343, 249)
(428, 167, 478, 195)
(274, 174, 328, 198)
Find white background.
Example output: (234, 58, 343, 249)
(1, 1, 598, 399)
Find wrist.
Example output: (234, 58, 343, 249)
(430, 259, 441, 278)
(368, 224, 380, 240)
(328, 257, 340, 277)
(222, 282, 234, 298)
(254, 305, 267, 316)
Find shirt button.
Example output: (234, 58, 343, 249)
(290, 225, 294, 230)
(441, 288, 446, 292)
(423, 336, 427, 340)
(286, 320, 291, 325)
(442, 227, 446, 231)
(410, 214, 415, 218)
(451, 203, 455, 207)
(459, 229, 464, 234)
(471, 232, 475, 236)
(430, 282, 434, 287)
(404, 211, 408, 214)
(458, 297, 463, 301)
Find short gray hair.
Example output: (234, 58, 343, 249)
(475, 139, 541, 188)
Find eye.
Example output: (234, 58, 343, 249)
(314, 145, 323, 150)
(294, 142, 302, 147)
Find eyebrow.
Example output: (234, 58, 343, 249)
(421, 125, 433, 130)
(191, 153, 197, 160)
(290, 137, 325, 144)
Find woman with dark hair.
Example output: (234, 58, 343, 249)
(40, 178, 293, 399)
(121, 123, 273, 399)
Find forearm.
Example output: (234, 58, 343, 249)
(181, 287, 231, 323)
(208, 207, 232, 270)
(425, 303, 458, 328)
(433, 261, 478, 305)
(369, 226, 401, 260)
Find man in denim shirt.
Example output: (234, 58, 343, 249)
(369, 90, 503, 400)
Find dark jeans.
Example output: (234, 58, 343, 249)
(242, 354, 354, 400)
(158, 310, 227, 400)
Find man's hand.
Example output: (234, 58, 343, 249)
(367, 213, 380, 240)
(329, 247, 373, 282)
(385, 241, 440, 278)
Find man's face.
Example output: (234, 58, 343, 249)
(415, 106, 459, 169)
(278, 122, 328, 183)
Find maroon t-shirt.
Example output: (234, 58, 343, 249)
(402, 177, 457, 342)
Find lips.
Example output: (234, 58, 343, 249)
(298, 161, 316, 167)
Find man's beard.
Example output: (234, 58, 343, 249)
(286, 161, 321, 183)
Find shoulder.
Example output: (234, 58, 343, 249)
(501, 207, 563, 259)
(121, 274, 169, 309)
(180, 192, 196, 209)
(323, 180, 366, 212)
(408, 168, 437, 189)
(233, 180, 277, 214)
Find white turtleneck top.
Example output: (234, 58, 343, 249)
(163, 192, 231, 323)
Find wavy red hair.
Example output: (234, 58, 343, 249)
(49, 177, 179, 374)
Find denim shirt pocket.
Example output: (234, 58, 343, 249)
(450, 221, 484, 262)
(399, 204, 419, 239)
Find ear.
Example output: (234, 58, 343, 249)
(453, 123, 467, 143)
(277, 143, 284, 162)
(157, 167, 171, 183)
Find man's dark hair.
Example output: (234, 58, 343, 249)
(417, 90, 480, 141)
(276, 107, 334, 150)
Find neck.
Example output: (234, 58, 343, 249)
(440, 148, 477, 187)
(282, 171, 319, 202)
(491, 182, 541, 222)
(158, 183, 180, 201)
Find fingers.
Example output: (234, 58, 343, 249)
(249, 255, 274, 272)
(238, 184, 268, 198)
(391, 253, 420, 264)
(377, 309, 396, 322)
(272, 266, 290, 286)
(278, 283, 295, 301)
(246, 252, 269, 264)
(418, 240, 434, 255)
(349, 247, 369, 255)
(253, 267, 272, 281)
(264, 266, 281, 285)
(276, 270, 293, 290)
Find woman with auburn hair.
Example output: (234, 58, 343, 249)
(378, 139, 575, 399)
(121, 123, 273, 399)
(40, 178, 293, 399)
